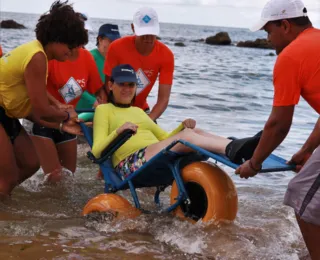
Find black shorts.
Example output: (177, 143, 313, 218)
(0, 106, 22, 144)
(32, 123, 76, 144)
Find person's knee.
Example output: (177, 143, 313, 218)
(179, 128, 197, 142)
(193, 128, 203, 134)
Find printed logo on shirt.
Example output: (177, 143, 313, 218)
(144, 69, 155, 77)
(59, 77, 83, 103)
(136, 68, 150, 95)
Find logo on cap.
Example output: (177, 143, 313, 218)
(121, 69, 134, 74)
(142, 15, 151, 24)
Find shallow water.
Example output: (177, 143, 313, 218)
(0, 12, 317, 260)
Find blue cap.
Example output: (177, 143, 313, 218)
(98, 24, 120, 41)
(79, 13, 88, 21)
(111, 64, 137, 84)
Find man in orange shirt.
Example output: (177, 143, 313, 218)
(103, 7, 174, 121)
(235, 0, 320, 258)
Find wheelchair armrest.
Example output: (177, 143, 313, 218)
(87, 129, 135, 164)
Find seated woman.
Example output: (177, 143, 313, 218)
(92, 64, 262, 178)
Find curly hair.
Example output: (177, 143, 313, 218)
(35, 0, 88, 48)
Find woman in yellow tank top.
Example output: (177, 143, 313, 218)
(0, 1, 88, 199)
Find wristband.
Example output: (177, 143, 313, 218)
(249, 159, 262, 172)
(63, 111, 70, 123)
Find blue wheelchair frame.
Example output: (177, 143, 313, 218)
(79, 119, 295, 214)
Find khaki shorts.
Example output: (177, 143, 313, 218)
(284, 147, 320, 225)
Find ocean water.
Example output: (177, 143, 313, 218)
(0, 12, 317, 260)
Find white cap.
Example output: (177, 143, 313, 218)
(250, 0, 308, 32)
(133, 7, 160, 36)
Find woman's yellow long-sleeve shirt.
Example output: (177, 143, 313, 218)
(92, 103, 184, 167)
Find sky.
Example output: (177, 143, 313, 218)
(0, 0, 319, 28)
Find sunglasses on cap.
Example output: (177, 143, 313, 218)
(116, 82, 137, 87)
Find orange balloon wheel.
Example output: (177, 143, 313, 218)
(170, 161, 238, 223)
(82, 193, 141, 219)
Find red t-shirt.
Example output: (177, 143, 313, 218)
(47, 48, 102, 106)
(0, 45, 3, 57)
(104, 36, 174, 110)
(273, 28, 320, 113)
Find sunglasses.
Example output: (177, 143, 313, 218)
(116, 82, 136, 88)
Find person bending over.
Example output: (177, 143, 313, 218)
(0, 0, 88, 198)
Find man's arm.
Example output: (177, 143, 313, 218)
(299, 117, 320, 153)
(148, 84, 172, 121)
(104, 75, 111, 93)
(96, 75, 111, 104)
(289, 117, 320, 171)
(95, 86, 108, 104)
(235, 105, 294, 178)
(27, 110, 82, 135)
(250, 105, 294, 168)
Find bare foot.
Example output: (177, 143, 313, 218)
(45, 168, 73, 184)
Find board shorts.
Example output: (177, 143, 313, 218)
(115, 148, 147, 178)
(0, 106, 22, 144)
(31, 123, 76, 144)
(284, 147, 320, 225)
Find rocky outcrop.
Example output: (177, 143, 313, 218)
(174, 42, 186, 47)
(0, 20, 26, 29)
(191, 38, 205, 43)
(237, 38, 273, 49)
(205, 32, 231, 45)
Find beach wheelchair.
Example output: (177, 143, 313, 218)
(79, 119, 295, 224)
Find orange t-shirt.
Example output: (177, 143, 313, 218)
(104, 36, 174, 110)
(273, 28, 320, 113)
(47, 48, 102, 106)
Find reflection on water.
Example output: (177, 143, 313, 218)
(0, 12, 316, 260)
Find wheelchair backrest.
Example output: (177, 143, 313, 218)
(80, 123, 124, 188)
(81, 123, 94, 147)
